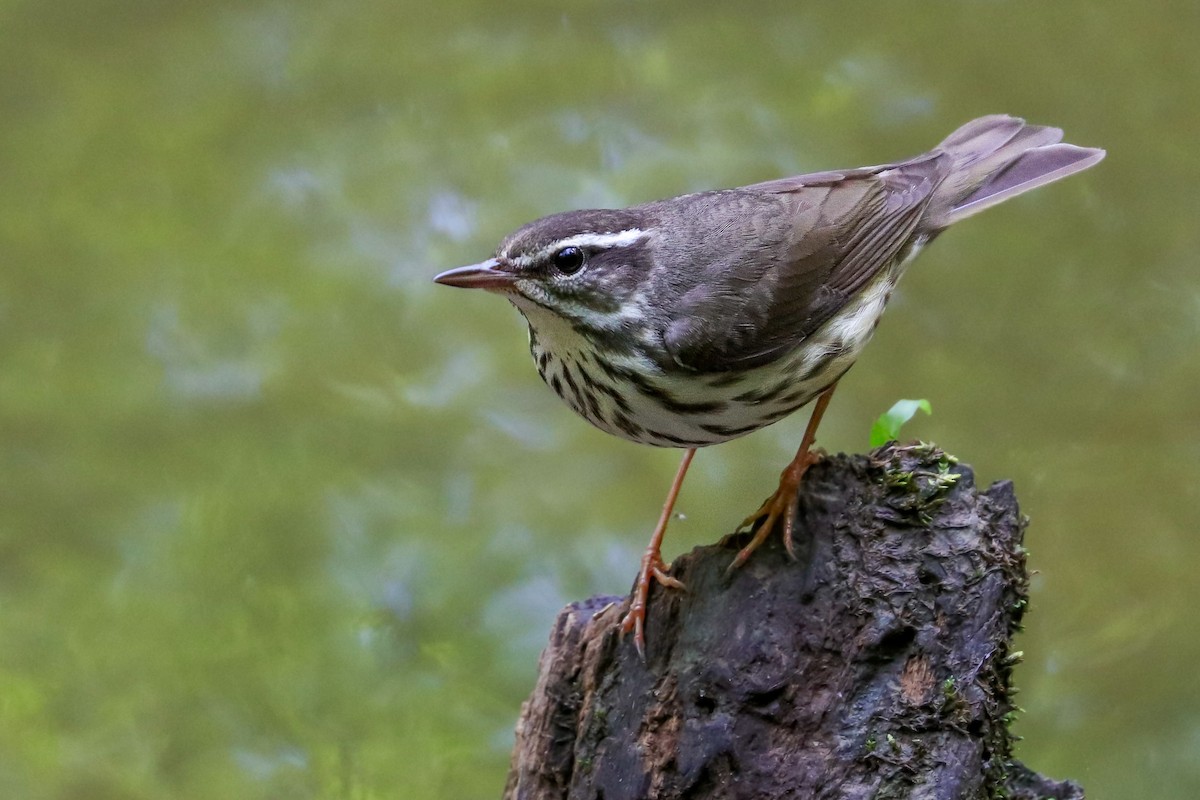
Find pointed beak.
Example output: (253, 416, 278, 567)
(433, 258, 517, 291)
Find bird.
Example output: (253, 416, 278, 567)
(434, 115, 1104, 655)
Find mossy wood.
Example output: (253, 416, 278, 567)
(503, 446, 1083, 800)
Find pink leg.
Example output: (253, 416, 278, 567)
(730, 382, 837, 571)
(619, 447, 695, 658)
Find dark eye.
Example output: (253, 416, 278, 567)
(552, 246, 586, 275)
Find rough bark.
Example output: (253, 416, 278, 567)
(503, 444, 1083, 800)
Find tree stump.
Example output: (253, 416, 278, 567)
(503, 445, 1083, 800)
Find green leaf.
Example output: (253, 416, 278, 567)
(870, 399, 932, 447)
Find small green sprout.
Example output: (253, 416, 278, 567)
(870, 399, 932, 447)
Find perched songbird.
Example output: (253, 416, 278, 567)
(435, 115, 1103, 654)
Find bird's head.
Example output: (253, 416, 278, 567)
(434, 209, 657, 331)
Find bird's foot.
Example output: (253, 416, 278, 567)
(729, 447, 824, 573)
(620, 548, 685, 659)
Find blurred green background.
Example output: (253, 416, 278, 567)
(1, 1, 1197, 798)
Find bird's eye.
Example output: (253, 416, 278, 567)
(551, 246, 586, 275)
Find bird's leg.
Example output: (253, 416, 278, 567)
(620, 447, 695, 658)
(730, 382, 838, 572)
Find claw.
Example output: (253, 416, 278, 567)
(728, 454, 812, 572)
(618, 448, 696, 659)
(784, 510, 798, 557)
(727, 383, 838, 574)
(620, 554, 685, 659)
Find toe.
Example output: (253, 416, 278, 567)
(651, 565, 685, 590)
(618, 609, 646, 659)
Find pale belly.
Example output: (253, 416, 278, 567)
(524, 269, 902, 448)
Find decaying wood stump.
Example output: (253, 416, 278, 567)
(503, 444, 1083, 800)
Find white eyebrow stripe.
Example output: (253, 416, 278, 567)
(548, 228, 647, 253)
(502, 228, 647, 266)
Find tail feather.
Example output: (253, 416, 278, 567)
(947, 143, 1105, 222)
(928, 115, 1104, 228)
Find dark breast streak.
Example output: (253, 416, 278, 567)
(521, 252, 907, 448)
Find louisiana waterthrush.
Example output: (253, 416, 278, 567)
(435, 115, 1103, 654)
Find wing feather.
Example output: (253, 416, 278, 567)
(663, 158, 943, 372)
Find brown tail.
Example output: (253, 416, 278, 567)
(929, 115, 1104, 229)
